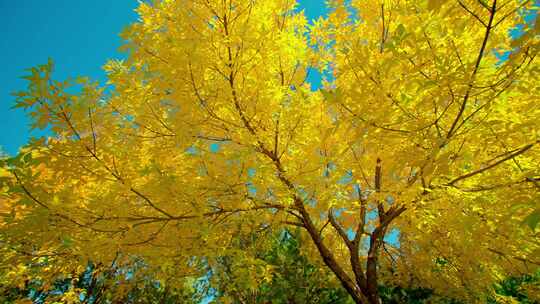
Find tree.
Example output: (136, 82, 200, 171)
(0, 244, 202, 304)
(1, 0, 539, 303)
(209, 228, 354, 303)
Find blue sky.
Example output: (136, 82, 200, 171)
(0, 0, 328, 155)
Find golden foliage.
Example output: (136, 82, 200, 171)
(1, 0, 538, 302)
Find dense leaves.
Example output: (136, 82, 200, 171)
(0, 255, 201, 304)
(1, 0, 539, 303)
(210, 229, 354, 303)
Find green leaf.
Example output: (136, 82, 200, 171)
(523, 209, 540, 230)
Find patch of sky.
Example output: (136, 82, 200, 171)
(295, 0, 331, 91)
(384, 228, 400, 247)
(209, 142, 220, 153)
(302, 0, 360, 90)
(296, 186, 318, 207)
(333, 207, 346, 217)
(510, 23, 527, 39)
(185, 146, 198, 156)
(494, 49, 511, 64)
(305, 67, 323, 90)
(357, 209, 379, 235)
(123, 114, 134, 122)
(353, 183, 361, 196)
(338, 169, 353, 184)
(125, 268, 134, 280)
(345, 0, 360, 22)
(496, 5, 538, 65)
(297, 0, 329, 24)
(323, 161, 337, 177)
(196, 269, 217, 304)
(246, 182, 257, 196)
(346, 227, 355, 240)
(511, 6, 538, 39)
(0, 1, 139, 155)
(366, 209, 378, 221)
(355, 229, 392, 250)
(524, 7, 537, 24)
(307, 197, 317, 207)
(353, 183, 372, 202)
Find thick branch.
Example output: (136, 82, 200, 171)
(365, 205, 406, 302)
(351, 185, 368, 291)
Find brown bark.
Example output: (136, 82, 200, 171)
(298, 197, 370, 303)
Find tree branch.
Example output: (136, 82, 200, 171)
(328, 208, 353, 250)
(458, 1, 488, 27)
(447, 0, 497, 138)
(447, 141, 537, 186)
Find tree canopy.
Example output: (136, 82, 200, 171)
(1, 0, 539, 303)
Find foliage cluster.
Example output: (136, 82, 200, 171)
(1, 0, 539, 303)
